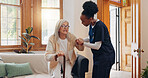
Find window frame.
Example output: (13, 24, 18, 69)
(97, 0, 123, 32)
(110, 0, 121, 3)
(0, 0, 22, 51)
(109, 0, 123, 7)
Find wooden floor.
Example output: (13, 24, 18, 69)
(85, 69, 131, 78)
(85, 72, 92, 78)
(110, 70, 131, 78)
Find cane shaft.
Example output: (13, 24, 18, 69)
(63, 56, 65, 78)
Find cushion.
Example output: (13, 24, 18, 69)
(0, 63, 6, 77)
(6, 63, 33, 77)
(13, 74, 51, 78)
(0, 56, 3, 63)
(0, 63, 14, 77)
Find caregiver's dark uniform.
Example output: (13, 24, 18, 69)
(89, 20, 115, 78)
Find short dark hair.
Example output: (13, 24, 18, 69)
(82, 1, 98, 19)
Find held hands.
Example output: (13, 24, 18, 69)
(76, 38, 84, 45)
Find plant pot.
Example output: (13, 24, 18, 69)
(21, 52, 35, 54)
(14, 50, 35, 54)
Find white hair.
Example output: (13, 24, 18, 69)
(54, 19, 71, 42)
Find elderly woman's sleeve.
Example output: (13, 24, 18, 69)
(45, 40, 57, 61)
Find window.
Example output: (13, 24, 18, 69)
(41, 0, 61, 44)
(110, 0, 121, 3)
(0, 0, 21, 46)
(0, 0, 63, 51)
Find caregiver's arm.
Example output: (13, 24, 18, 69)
(83, 41, 102, 50)
(77, 38, 102, 50)
(83, 37, 90, 42)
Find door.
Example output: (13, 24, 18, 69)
(121, 7, 132, 72)
(131, 0, 144, 78)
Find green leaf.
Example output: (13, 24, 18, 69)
(22, 33, 27, 36)
(26, 35, 31, 41)
(20, 47, 26, 53)
(30, 43, 35, 45)
(30, 27, 33, 34)
(26, 29, 28, 34)
(22, 33, 31, 41)
(27, 27, 33, 34)
(14, 50, 20, 53)
(22, 42, 27, 47)
(28, 46, 32, 51)
(22, 33, 28, 38)
(27, 27, 31, 34)
(19, 36, 26, 42)
(30, 36, 40, 40)
(141, 61, 148, 78)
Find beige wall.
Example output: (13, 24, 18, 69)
(141, 0, 148, 70)
(73, 0, 93, 76)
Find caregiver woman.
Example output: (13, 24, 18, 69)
(77, 1, 115, 78)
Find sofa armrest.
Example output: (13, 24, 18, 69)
(71, 54, 89, 78)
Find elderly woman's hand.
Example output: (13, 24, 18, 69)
(76, 38, 84, 45)
(56, 51, 65, 57)
(55, 51, 65, 61)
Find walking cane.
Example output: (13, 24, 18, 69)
(55, 55, 65, 78)
(63, 55, 66, 78)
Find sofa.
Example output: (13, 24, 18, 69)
(0, 53, 89, 78)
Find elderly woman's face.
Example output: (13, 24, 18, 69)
(59, 22, 69, 35)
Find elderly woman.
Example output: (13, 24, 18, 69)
(45, 19, 84, 78)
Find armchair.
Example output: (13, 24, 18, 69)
(71, 54, 89, 78)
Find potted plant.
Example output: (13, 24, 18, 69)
(14, 27, 40, 53)
(141, 61, 148, 78)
